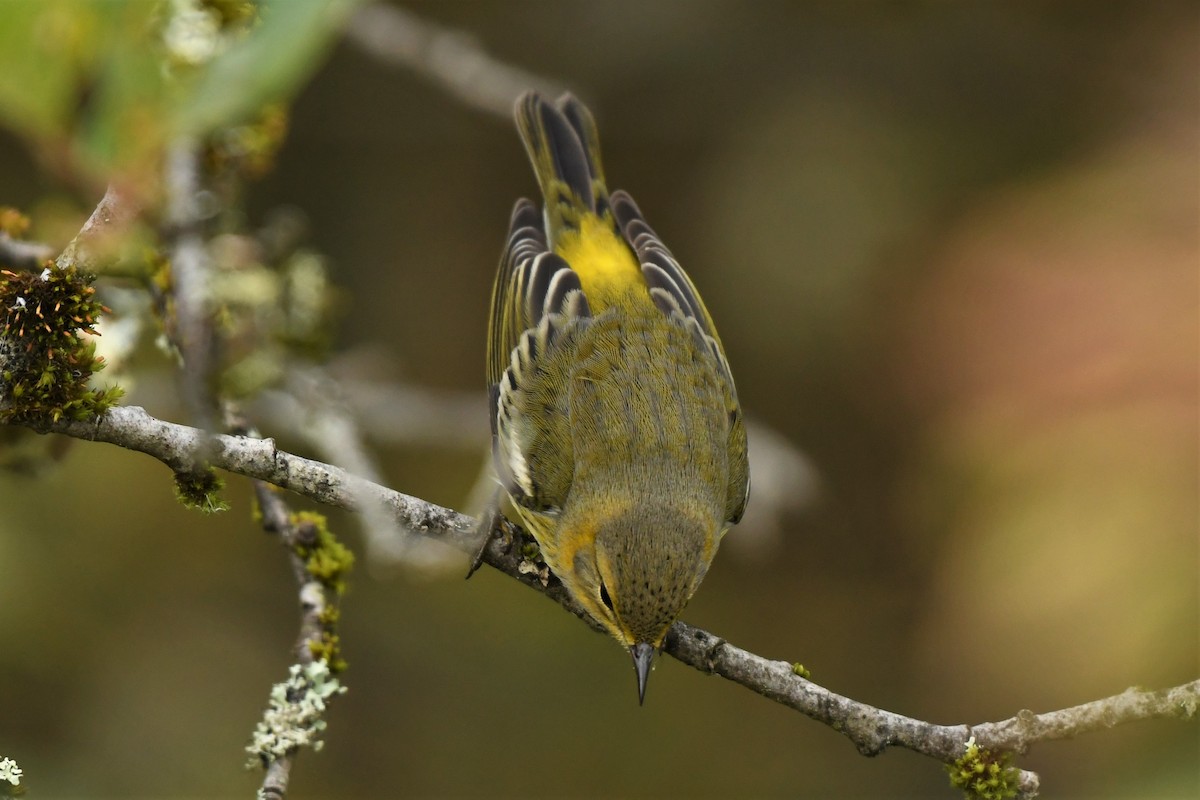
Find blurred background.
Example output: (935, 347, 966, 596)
(0, 1, 1196, 797)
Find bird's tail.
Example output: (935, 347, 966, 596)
(514, 91, 613, 249)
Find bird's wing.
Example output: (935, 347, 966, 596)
(487, 199, 592, 513)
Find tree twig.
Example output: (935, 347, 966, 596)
(262, 367, 433, 568)
(53, 184, 139, 273)
(16, 404, 1199, 799)
(250, 476, 305, 800)
(0, 233, 54, 269)
(165, 138, 218, 437)
(249, 480, 322, 800)
(30, 405, 478, 551)
(226, 410, 350, 799)
(344, 2, 567, 118)
(970, 681, 1200, 750)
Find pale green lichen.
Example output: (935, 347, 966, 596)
(245, 660, 347, 769)
(0, 756, 24, 797)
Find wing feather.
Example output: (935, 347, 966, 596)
(487, 198, 592, 512)
(610, 191, 724, 349)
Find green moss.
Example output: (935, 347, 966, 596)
(287, 512, 352, 673)
(1, 265, 124, 423)
(290, 511, 354, 595)
(307, 632, 347, 674)
(174, 468, 230, 513)
(946, 737, 1019, 800)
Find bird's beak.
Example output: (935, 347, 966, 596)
(631, 642, 654, 705)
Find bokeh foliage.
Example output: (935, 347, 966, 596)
(0, 0, 356, 188)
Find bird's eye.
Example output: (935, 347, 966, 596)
(599, 580, 614, 613)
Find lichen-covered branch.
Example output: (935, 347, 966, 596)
(248, 482, 343, 799)
(30, 405, 479, 551)
(664, 623, 1045, 792)
(16, 405, 1199, 799)
(226, 410, 352, 799)
(970, 681, 1200, 750)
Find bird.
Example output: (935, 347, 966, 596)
(480, 91, 749, 704)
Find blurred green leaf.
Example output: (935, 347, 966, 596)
(0, 0, 359, 184)
(78, 3, 173, 179)
(0, 0, 108, 141)
(175, 0, 361, 137)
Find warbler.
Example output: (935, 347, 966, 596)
(481, 91, 749, 703)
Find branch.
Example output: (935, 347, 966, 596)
(258, 367, 433, 567)
(17, 405, 1199, 797)
(248, 480, 327, 799)
(971, 682, 1200, 750)
(29, 405, 478, 552)
(223, 410, 350, 796)
(344, 2, 567, 118)
(0, 233, 54, 269)
(164, 138, 218, 436)
(54, 185, 139, 273)
(249, 478, 307, 799)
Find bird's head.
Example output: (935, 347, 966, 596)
(554, 500, 722, 704)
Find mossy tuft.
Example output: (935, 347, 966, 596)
(946, 737, 1020, 800)
(1, 265, 123, 423)
(173, 467, 230, 513)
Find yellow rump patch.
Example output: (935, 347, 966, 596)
(555, 214, 646, 310)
